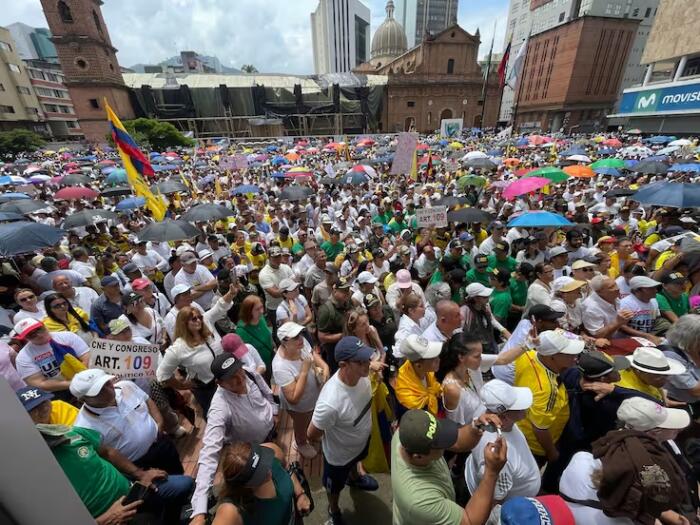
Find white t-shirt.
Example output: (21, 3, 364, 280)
(619, 294, 660, 334)
(275, 295, 309, 325)
(239, 343, 266, 374)
(616, 276, 632, 299)
(272, 345, 321, 413)
(14, 306, 47, 324)
(311, 372, 372, 466)
(15, 331, 89, 380)
(258, 264, 294, 310)
(465, 424, 541, 501)
(174, 265, 216, 309)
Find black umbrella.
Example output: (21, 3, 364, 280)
(61, 173, 93, 185)
(462, 158, 497, 171)
(605, 188, 635, 198)
(136, 220, 200, 242)
(62, 209, 119, 229)
(180, 203, 235, 223)
(0, 222, 65, 256)
(280, 186, 314, 202)
(101, 186, 133, 197)
(632, 161, 669, 175)
(0, 211, 26, 222)
(434, 196, 470, 208)
(319, 177, 340, 186)
(154, 180, 188, 194)
(446, 207, 493, 223)
(0, 199, 51, 215)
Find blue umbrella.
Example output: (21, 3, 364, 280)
(271, 171, 286, 178)
(647, 135, 676, 144)
(516, 138, 529, 147)
(0, 222, 65, 256)
(75, 155, 97, 162)
(593, 167, 622, 177)
(645, 155, 668, 162)
(115, 197, 146, 211)
(150, 156, 166, 164)
(438, 139, 449, 146)
(507, 211, 573, 228)
(101, 165, 117, 175)
(149, 152, 161, 157)
(0, 212, 26, 222)
(0, 192, 31, 202)
(152, 164, 179, 172)
(265, 145, 278, 152)
(486, 148, 503, 157)
(105, 168, 127, 185)
(231, 184, 260, 195)
(670, 163, 700, 173)
(559, 147, 587, 157)
(632, 182, 700, 208)
(597, 147, 617, 155)
(340, 172, 370, 185)
(271, 156, 286, 166)
(624, 159, 639, 169)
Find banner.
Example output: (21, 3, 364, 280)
(440, 119, 463, 138)
(415, 206, 448, 228)
(391, 132, 418, 175)
(220, 155, 248, 171)
(89, 338, 160, 380)
(618, 80, 700, 115)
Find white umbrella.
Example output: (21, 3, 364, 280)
(669, 139, 692, 147)
(657, 145, 680, 156)
(620, 146, 653, 157)
(462, 151, 488, 161)
(567, 154, 591, 163)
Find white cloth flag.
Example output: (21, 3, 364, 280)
(506, 37, 528, 90)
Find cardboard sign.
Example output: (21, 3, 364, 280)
(415, 206, 448, 228)
(89, 338, 160, 380)
(390, 132, 418, 175)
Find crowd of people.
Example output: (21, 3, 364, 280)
(2, 130, 700, 525)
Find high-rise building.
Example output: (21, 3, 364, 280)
(499, 0, 659, 124)
(394, 0, 458, 49)
(0, 26, 49, 134)
(310, 0, 371, 74)
(6, 22, 57, 62)
(40, 0, 134, 141)
(25, 60, 81, 138)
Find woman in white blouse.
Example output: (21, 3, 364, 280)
(276, 278, 313, 328)
(524, 262, 554, 312)
(156, 305, 223, 417)
(13, 288, 46, 323)
(121, 292, 166, 346)
(394, 292, 428, 359)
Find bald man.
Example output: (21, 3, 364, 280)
(422, 300, 462, 343)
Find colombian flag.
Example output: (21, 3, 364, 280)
(104, 99, 166, 221)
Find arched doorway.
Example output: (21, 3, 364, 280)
(440, 108, 453, 121)
(404, 117, 415, 131)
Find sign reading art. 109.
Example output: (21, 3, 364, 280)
(416, 206, 448, 228)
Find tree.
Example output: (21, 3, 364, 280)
(107, 118, 194, 150)
(241, 64, 258, 74)
(0, 129, 45, 155)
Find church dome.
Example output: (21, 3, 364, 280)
(370, 0, 408, 64)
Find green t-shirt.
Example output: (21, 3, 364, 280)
(236, 319, 274, 367)
(53, 427, 130, 517)
(391, 432, 463, 525)
(372, 213, 391, 225)
(235, 458, 294, 525)
(466, 268, 491, 287)
(320, 240, 345, 260)
(656, 291, 689, 318)
(429, 270, 444, 286)
(509, 278, 528, 307)
(388, 219, 408, 233)
(490, 288, 513, 320)
(487, 255, 518, 274)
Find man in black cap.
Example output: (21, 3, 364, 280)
(317, 277, 353, 373)
(392, 409, 508, 525)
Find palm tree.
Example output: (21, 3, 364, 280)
(241, 64, 258, 74)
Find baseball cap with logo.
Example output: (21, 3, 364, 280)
(474, 254, 489, 267)
(494, 241, 509, 252)
(210, 353, 244, 380)
(401, 334, 443, 362)
(269, 246, 282, 257)
(279, 278, 299, 293)
(108, 317, 131, 336)
(661, 272, 688, 285)
(13, 318, 44, 340)
(335, 336, 374, 363)
(334, 277, 352, 290)
(364, 293, 381, 309)
(131, 277, 151, 291)
(16, 386, 54, 412)
(617, 397, 690, 431)
(221, 334, 250, 359)
(577, 350, 630, 378)
(480, 379, 533, 414)
(399, 409, 459, 455)
(536, 330, 585, 356)
(226, 443, 276, 488)
(629, 276, 661, 290)
(500, 495, 575, 525)
(70, 369, 115, 398)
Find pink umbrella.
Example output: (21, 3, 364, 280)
(603, 138, 622, 148)
(489, 180, 510, 188)
(50, 176, 64, 184)
(54, 186, 99, 200)
(63, 162, 79, 169)
(503, 177, 550, 200)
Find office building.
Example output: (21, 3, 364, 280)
(25, 59, 81, 138)
(394, 0, 458, 48)
(499, 0, 658, 124)
(311, 0, 371, 74)
(6, 22, 57, 62)
(610, 0, 700, 133)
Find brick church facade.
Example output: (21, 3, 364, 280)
(40, 0, 134, 142)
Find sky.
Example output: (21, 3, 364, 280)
(0, 0, 509, 74)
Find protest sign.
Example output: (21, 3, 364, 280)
(89, 338, 160, 380)
(415, 206, 448, 228)
(219, 156, 236, 170)
(390, 132, 418, 175)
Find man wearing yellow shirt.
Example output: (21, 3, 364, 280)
(17, 385, 78, 425)
(513, 329, 583, 491)
(616, 346, 686, 403)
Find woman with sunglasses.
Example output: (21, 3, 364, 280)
(13, 288, 46, 323)
(120, 292, 166, 347)
(42, 293, 94, 343)
(156, 305, 223, 416)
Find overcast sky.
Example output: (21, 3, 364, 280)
(0, 0, 509, 73)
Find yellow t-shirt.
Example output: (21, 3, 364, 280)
(616, 368, 663, 401)
(514, 351, 570, 457)
(50, 400, 78, 426)
(644, 232, 661, 247)
(43, 308, 90, 335)
(654, 250, 675, 271)
(277, 236, 294, 251)
(474, 230, 488, 246)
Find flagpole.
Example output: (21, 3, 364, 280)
(480, 21, 497, 129)
(510, 33, 531, 133)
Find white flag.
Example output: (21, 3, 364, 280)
(324, 162, 335, 178)
(506, 37, 528, 90)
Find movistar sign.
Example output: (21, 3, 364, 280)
(620, 81, 700, 115)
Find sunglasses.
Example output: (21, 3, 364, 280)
(189, 315, 203, 321)
(18, 295, 36, 302)
(580, 268, 595, 273)
(51, 301, 68, 309)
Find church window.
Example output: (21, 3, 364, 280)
(58, 1, 73, 23)
(447, 59, 455, 74)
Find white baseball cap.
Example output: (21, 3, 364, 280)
(277, 322, 305, 340)
(548, 246, 568, 258)
(552, 276, 586, 294)
(13, 318, 45, 339)
(400, 334, 443, 362)
(279, 278, 300, 293)
(626, 346, 686, 376)
(198, 249, 213, 261)
(617, 397, 690, 431)
(465, 283, 493, 298)
(480, 379, 533, 414)
(357, 271, 378, 285)
(69, 369, 115, 398)
(536, 329, 585, 356)
(629, 276, 661, 290)
(170, 284, 192, 298)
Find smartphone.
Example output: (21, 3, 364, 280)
(123, 482, 149, 505)
(475, 422, 502, 437)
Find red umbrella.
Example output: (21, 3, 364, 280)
(63, 162, 79, 169)
(416, 143, 430, 151)
(515, 168, 534, 177)
(603, 138, 622, 148)
(54, 186, 99, 200)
